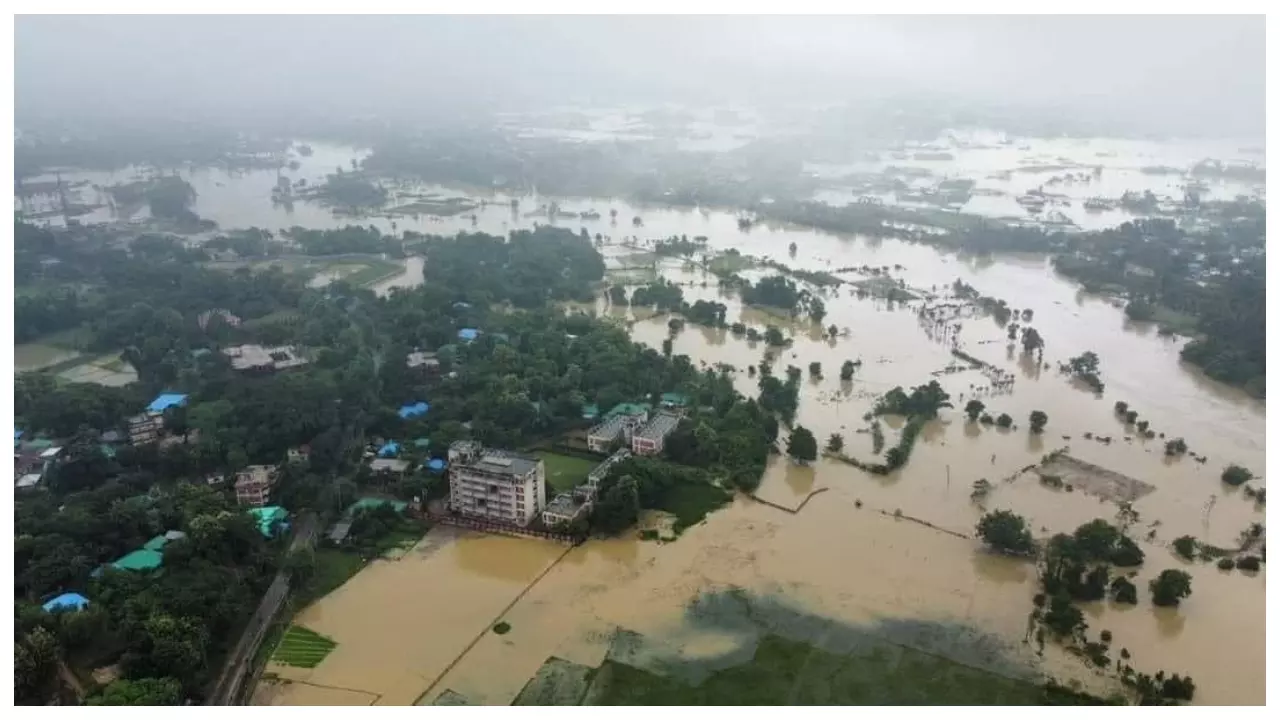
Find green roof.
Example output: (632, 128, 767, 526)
(142, 535, 169, 551)
(581, 403, 600, 420)
(413, 438, 432, 448)
(661, 392, 690, 406)
(112, 549, 164, 572)
(248, 506, 289, 537)
(606, 402, 652, 419)
(346, 497, 408, 517)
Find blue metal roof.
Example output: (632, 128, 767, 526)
(426, 458, 447, 473)
(146, 393, 189, 413)
(42, 592, 90, 613)
(457, 328, 480, 341)
(378, 441, 401, 457)
(398, 401, 429, 419)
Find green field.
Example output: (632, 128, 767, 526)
(659, 482, 733, 535)
(270, 625, 337, 669)
(536, 451, 599, 493)
(523, 634, 1107, 706)
(293, 549, 367, 610)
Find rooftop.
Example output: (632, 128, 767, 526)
(112, 548, 164, 572)
(606, 402, 652, 419)
(223, 344, 309, 372)
(545, 492, 587, 517)
(369, 457, 410, 474)
(42, 592, 90, 613)
(378, 441, 401, 457)
(456, 448, 541, 478)
(398, 401, 430, 420)
(406, 351, 440, 369)
(146, 393, 189, 413)
(248, 506, 289, 537)
(637, 411, 681, 441)
(346, 497, 408, 517)
(457, 328, 480, 342)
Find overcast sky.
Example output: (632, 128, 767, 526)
(14, 15, 1266, 137)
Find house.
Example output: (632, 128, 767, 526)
(234, 465, 278, 508)
(42, 592, 90, 614)
(223, 344, 309, 372)
(406, 351, 441, 373)
(586, 403, 651, 453)
(584, 448, 631, 500)
(660, 392, 690, 408)
(248, 506, 290, 538)
(128, 413, 163, 445)
(286, 445, 310, 464)
(457, 328, 480, 342)
(447, 441, 545, 527)
(369, 457, 410, 475)
(378, 441, 401, 458)
(632, 411, 682, 455)
(542, 492, 590, 528)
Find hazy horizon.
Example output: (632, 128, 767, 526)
(14, 14, 1267, 139)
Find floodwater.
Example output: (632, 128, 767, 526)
(14, 137, 1263, 704)
(807, 131, 1265, 231)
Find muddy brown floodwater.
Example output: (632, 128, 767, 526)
(251, 176, 1260, 706)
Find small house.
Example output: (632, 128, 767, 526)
(42, 593, 90, 614)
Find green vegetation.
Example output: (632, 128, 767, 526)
(1149, 569, 1193, 607)
(976, 510, 1035, 556)
(538, 451, 599, 493)
(786, 426, 818, 464)
(493, 622, 512, 635)
(270, 625, 337, 669)
(583, 633, 1105, 705)
(1221, 464, 1253, 487)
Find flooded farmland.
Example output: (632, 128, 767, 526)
(16, 136, 1264, 705)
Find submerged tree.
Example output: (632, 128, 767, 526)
(964, 399, 985, 422)
(825, 433, 844, 453)
(977, 509, 1035, 556)
(1029, 410, 1049, 434)
(1149, 569, 1193, 607)
(786, 426, 818, 464)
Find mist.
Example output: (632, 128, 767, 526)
(15, 14, 1266, 138)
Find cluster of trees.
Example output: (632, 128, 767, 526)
(976, 510, 1197, 703)
(282, 225, 404, 256)
(1061, 351, 1105, 394)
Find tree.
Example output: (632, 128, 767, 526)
(1171, 536, 1197, 560)
(996, 413, 1013, 428)
(964, 399, 985, 422)
(840, 360, 857, 380)
(1164, 438, 1188, 456)
(763, 325, 787, 347)
(15, 627, 59, 704)
(1110, 576, 1138, 604)
(1221, 464, 1253, 487)
(808, 361, 822, 378)
(1149, 569, 1193, 607)
(1114, 401, 1129, 415)
(826, 433, 844, 453)
(591, 474, 639, 535)
(786, 426, 818, 464)
(1028, 410, 1048, 434)
(1042, 591, 1087, 638)
(1022, 327, 1044, 356)
(88, 677, 183, 705)
(976, 510, 1034, 556)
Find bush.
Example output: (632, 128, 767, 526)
(493, 622, 512, 635)
(976, 509, 1035, 555)
(1110, 535, 1145, 567)
(1114, 401, 1128, 415)
(1149, 569, 1193, 607)
(1216, 557, 1235, 570)
(996, 413, 1013, 428)
(1236, 555, 1261, 572)
(1164, 438, 1188, 456)
(1221, 464, 1253, 486)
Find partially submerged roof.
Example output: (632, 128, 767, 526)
(42, 592, 90, 613)
(147, 393, 189, 413)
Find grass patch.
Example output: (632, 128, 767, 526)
(852, 275, 918, 301)
(293, 549, 367, 609)
(270, 625, 337, 669)
(658, 482, 733, 535)
(342, 258, 404, 286)
(242, 309, 302, 330)
(1150, 304, 1200, 336)
(14, 344, 83, 372)
(536, 451, 599, 493)
(708, 251, 757, 275)
(585, 633, 1082, 705)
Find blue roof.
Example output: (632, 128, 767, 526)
(398, 401, 429, 419)
(42, 592, 90, 613)
(458, 328, 480, 341)
(378, 441, 401, 458)
(146, 393, 188, 413)
(426, 458, 447, 473)
(15, 430, 24, 439)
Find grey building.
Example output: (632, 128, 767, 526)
(447, 441, 546, 526)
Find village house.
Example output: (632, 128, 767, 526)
(127, 392, 188, 445)
(447, 441, 545, 527)
(233, 465, 278, 508)
(406, 350, 441, 374)
(197, 308, 243, 331)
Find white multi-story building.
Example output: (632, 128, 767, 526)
(632, 411, 682, 456)
(585, 404, 650, 453)
(448, 441, 545, 527)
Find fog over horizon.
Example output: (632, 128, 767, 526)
(15, 14, 1267, 139)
